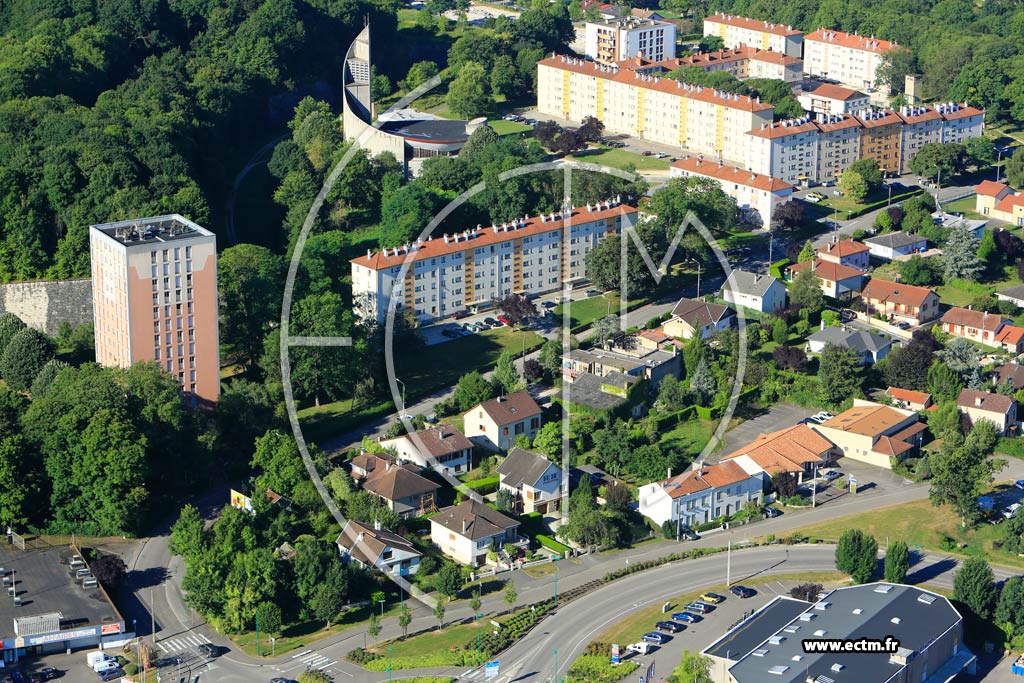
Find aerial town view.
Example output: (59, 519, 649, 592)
(2, 0, 1024, 682)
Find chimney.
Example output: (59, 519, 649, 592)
(462, 518, 469, 534)
(667, 467, 672, 479)
(976, 396, 983, 407)
(374, 517, 381, 531)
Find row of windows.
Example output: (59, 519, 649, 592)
(150, 246, 193, 263)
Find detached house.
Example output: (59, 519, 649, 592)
(885, 387, 933, 411)
(992, 363, 1024, 391)
(817, 239, 870, 270)
(806, 326, 893, 364)
(464, 391, 542, 452)
(940, 307, 1024, 352)
(430, 499, 523, 567)
(813, 400, 926, 469)
(785, 260, 866, 298)
(859, 279, 940, 326)
(863, 232, 927, 261)
(380, 425, 474, 475)
(496, 448, 563, 514)
(362, 464, 440, 519)
(957, 388, 1018, 436)
(975, 179, 1024, 226)
(663, 297, 735, 339)
(721, 270, 787, 314)
(336, 520, 421, 577)
(638, 459, 766, 528)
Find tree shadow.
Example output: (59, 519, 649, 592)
(130, 566, 170, 590)
(904, 557, 957, 584)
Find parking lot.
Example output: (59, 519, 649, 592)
(712, 404, 819, 462)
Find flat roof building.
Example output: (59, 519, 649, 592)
(0, 544, 130, 666)
(803, 29, 898, 94)
(584, 17, 676, 65)
(90, 214, 219, 404)
(703, 583, 973, 683)
(703, 13, 803, 58)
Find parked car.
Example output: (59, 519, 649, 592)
(810, 411, 834, 423)
(730, 585, 756, 598)
(654, 152, 669, 158)
(642, 632, 665, 644)
(585, 289, 601, 297)
(896, 321, 911, 330)
(524, 118, 537, 125)
(496, 315, 511, 325)
(680, 527, 700, 541)
(35, 670, 61, 682)
(672, 611, 701, 623)
(763, 506, 782, 518)
(656, 620, 684, 633)
(821, 470, 842, 482)
(198, 643, 220, 658)
(483, 317, 499, 326)
(452, 310, 471, 320)
(627, 642, 653, 655)
(541, 300, 557, 309)
(1015, 480, 1024, 491)
(805, 192, 825, 203)
(441, 328, 460, 339)
(1004, 503, 1021, 520)
(641, 150, 653, 156)
(699, 592, 725, 604)
(97, 670, 124, 683)
(685, 601, 710, 614)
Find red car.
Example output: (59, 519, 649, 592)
(496, 315, 511, 325)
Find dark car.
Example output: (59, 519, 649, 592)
(198, 643, 220, 658)
(672, 611, 701, 623)
(441, 328, 461, 338)
(656, 620, 684, 633)
(680, 527, 700, 541)
(483, 317, 499, 326)
(97, 670, 124, 682)
(764, 506, 782, 518)
(730, 585, 756, 598)
(452, 310, 471, 320)
(31, 671, 61, 682)
(541, 301, 556, 309)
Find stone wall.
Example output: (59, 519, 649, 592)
(0, 279, 93, 336)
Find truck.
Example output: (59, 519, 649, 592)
(86, 651, 115, 670)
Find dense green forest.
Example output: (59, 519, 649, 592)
(0, 0, 402, 282)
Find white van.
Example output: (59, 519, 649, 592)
(627, 642, 652, 655)
(86, 651, 114, 668)
(94, 659, 120, 674)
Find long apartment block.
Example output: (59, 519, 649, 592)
(803, 28, 897, 93)
(669, 46, 802, 84)
(537, 55, 985, 185)
(351, 199, 638, 322)
(537, 55, 774, 162)
(703, 13, 803, 58)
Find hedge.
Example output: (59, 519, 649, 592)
(462, 476, 499, 495)
(769, 258, 791, 280)
(536, 534, 571, 557)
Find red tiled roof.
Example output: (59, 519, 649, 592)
(471, 390, 541, 426)
(854, 110, 903, 129)
(786, 260, 865, 283)
(538, 55, 774, 112)
(671, 156, 793, 192)
(996, 325, 1024, 347)
(747, 118, 819, 139)
(659, 460, 751, 499)
(705, 13, 802, 37)
(940, 307, 1006, 332)
(995, 193, 1024, 214)
(976, 180, 1011, 198)
(860, 279, 935, 309)
(721, 424, 832, 475)
(940, 104, 985, 121)
(816, 115, 862, 132)
(805, 28, 896, 53)
(873, 436, 912, 457)
(885, 387, 931, 406)
(819, 404, 913, 437)
(818, 239, 869, 258)
(957, 388, 1015, 415)
(803, 83, 864, 101)
(351, 200, 635, 270)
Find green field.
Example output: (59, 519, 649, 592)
(567, 146, 671, 171)
(554, 293, 620, 329)
(658, 419, 715, 457)
(488, 119, 532, 136)
(941, 194, 987, 220)
(299, 326, 543, 443)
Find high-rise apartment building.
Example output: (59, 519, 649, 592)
(702, 13, 803, 58)
(803, 29, 897, 93)
(90, 215, 219, 404)
(584, 17, 676, 65)
(351, 199, 637, 322)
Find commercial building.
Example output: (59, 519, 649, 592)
(720, 424, 833, 481)
(669, 157, 794, 229)
(537, 55, 774, 162)
(464, 391, 542, 452)
(351, 199, 636, 322)
(584, 17, 676, 65)
(90, 215, 219, 405)
(0, 544, 130, 666)
(496, 448, 563, 514)
(859, 279, 941, 326)
(702, 13, 803, 58)
(703, 583, 973, 683)
(814, 400, 925, 469)
(957, 388, 1018, 436)
(638, 459, 766, 527)
(798, 82, 870, 117)
(802, 28, 898, 93)
(670, 46, 802, 84)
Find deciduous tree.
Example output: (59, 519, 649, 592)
(883, 540, 910, 584)
(954, 557, 998, 619)
(818, 344, 862, 404)
(0, 327, 54, 391)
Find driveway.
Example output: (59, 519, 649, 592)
(711, 403, 818, 463)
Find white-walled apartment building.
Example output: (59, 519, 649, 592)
(537, 55, 773, 164)
(584, 17, 676, 65)
(670, 46, 802, 84)
(351, 199, 638, 322)
(703, 13, 803, 58)
(670, 157, 793, 229)
(803, 29, 897, 93)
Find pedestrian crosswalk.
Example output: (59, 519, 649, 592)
(460, 667, 487, 680)
(156, 632, 212, 653)
(290, 649, 337, 672)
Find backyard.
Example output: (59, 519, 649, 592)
(567, 146, 672, 171)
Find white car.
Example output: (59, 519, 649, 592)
(822, 470, 842, 482)
(1004, 503, 1021, 520)
(805, 195, 822, 203)
(810, 411, 834, 423)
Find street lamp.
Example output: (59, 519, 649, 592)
(476, 613, 483, 665)
(683, 258, 702, 298)
(887, 182, 893, 207)
(554, 649, 558, 682)
(395, 378, 407, 420)
(378, 597, 386, 618)
(553, 564, 558, 601)
(997, 146, 1006, 183)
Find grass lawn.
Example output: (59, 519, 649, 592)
(658, 419, 715, 457)
(554, 292, 620, 329)
(368, 620, 479, 659)
(567, 146, 671, 171)
(787, 494, 1024, 571)
(941, 195, 986, 220)
(935, 284, 978, 307)
(819, 189, 884, 214)
(230, 605, 377, 657)
(299, 326, 542, 444)
(935, 265, 1022, 308)
(595, 571, 847, 646)
(487, 119, 532, 136)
